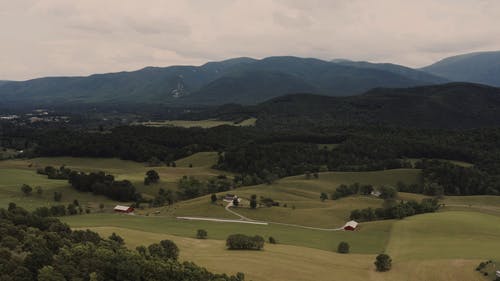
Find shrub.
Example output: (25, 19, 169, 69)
(226, 234, 265, 250)
(337, 242, 350, 254)
(196, 229, 208, 239)
(268, 237, 277, 244)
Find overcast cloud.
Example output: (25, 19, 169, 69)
(1, 0, 500, 80)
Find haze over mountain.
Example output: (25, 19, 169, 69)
(0, 56, 446, 106)
(422, 51, 500, 86)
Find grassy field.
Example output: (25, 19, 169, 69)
(82, 226, 377, 281)
(2, 152, 498, 281)
(165, 169, 422, 228)
(62, 213, 392, 253)
(69, 211, 497, 281)
(386, 211, 500, 261)
(134, 118, 257, 128)
(0, 168, 117, 211)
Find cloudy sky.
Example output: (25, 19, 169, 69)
(1, 0, 500, 80)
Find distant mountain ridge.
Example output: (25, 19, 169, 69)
(0, 56, 446, 106)
(1, 51, 499, 106)
(213, 82, 500, 129)
(421, 51, 500, 86)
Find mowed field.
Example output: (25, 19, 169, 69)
(0, 152, 225, 210)
(133, 118, 257, 128)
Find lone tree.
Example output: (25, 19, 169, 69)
(232, 197, 239, 207)
(337, 242, 350, 254)
(268, 236, 277, 244)
(250, 194, 257, 209)
(210, 193, 217, 204)
(374, 254, 392, 272)
(196, 229, 208, 239)
(144, 170, 160, 185)
(320, 192, 328, 202)
(21, 184, 33, 196)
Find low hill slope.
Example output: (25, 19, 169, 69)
(252, 83, 500, 129)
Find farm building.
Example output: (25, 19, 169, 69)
(370, 190, 381, 197)
(343, 220, 359, 231)
(223, 194, 238, 202)
(113, 205, 134, 213)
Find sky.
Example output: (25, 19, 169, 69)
(1, 0, 500, 80)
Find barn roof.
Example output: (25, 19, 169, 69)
(344, 220, 358, 228)
(114, 205, 132, 211)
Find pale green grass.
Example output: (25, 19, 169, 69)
(0, 168, 117, 211)
(62, 213, 392, 253)
(167, 169, 422, 228)
(134, 118, 257, 128)
(0, 152, 224, 201)
(386, 211, 500, 261)
(175, 151, 219, 168)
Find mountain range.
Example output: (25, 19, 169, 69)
(0, 51, 499, 106)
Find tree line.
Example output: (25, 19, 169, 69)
(350, 198, 441, 222)
(68, 171, 139, 202)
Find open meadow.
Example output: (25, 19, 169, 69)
(0, 152, 225, 209)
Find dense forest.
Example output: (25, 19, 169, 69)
(2, 115, 500, 196)
(0, 205, 244, 281)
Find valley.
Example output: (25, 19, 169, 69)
(2, 150, 499, 280)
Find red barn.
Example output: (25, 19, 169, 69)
(343, 220, 358, 231)
(114, 205, 134, 213)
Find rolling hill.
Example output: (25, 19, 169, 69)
(0, 56, 445, 106)
(421, 51, 500, 86)
(249, 82, 500, 129)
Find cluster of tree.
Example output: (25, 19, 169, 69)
(226, 234, 265, 250)
(178, 175, 232, 200)
(350, 198, 441, 222)
(151, 188, 176, 208)
(32, 202, 86, 217)
(36, 165, 72, 180)
(0, 204, 245, 281)
(68, 171, 139, 202)
(331, 183, 374, 200)
(417, 159, 500, 195)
